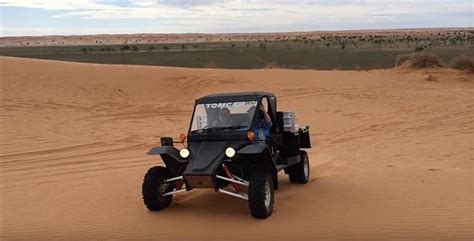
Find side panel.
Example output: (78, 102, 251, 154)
(277, 154, 300, 166)
(299, 130, 311, 148)
(281, 131, 300, 157)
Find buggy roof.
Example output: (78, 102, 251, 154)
(195, 91, 275, 104)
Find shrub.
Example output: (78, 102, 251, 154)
(410, 53, 444, 68)
(450, 55, 474, 73)
(205, 63, 217, 68)
(395, 54, 411, 66)
(263, 63, 282, 69)
(395, 53, 444, 69)
(424, 74, 436, 81)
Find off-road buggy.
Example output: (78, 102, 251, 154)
(142, 92, 311, 219)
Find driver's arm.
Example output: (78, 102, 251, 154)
(259, 105, 271, 124)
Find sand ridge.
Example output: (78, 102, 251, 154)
(1, 28, 471, 47)
(0, 57, 473, 240)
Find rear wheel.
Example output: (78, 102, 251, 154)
(248, 170, 274, 219)
(287, 151, 310, 184)
(142, 166, 173, 211)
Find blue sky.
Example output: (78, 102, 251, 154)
(0, 0, 472, 36)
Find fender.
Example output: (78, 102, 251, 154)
(237, 144, 273, 166)
(147, 146, 187, 176)
(237, 144, 269, 155)
(147, 146, 180, 159)
(237, 144, 277, 188)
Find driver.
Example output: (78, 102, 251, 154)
(248, 103, 272, 140)
(215, 107, 232, 127)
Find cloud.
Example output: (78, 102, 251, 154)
(0, 0, 472, 36)
(0, 0, 119, 10)
(2, 0, 471, 19)
(131, 0, 225, 7)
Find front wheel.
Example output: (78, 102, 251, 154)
(248, 170, 274, 219)
(142, 166, 173, 211)
(287, 150, 310, 184)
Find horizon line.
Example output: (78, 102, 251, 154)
(1, 27, 473, 39)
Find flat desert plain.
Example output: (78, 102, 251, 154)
(0, 57, 473, 240)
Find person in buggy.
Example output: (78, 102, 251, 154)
(211, 107, 233, 127)
(248, 103, 272, 141)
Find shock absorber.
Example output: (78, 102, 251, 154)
(175, 179, 184, 190)
(221, 163, 241, 192)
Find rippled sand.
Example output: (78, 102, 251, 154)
(0, 57, 473, 240)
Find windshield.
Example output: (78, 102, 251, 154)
(190, 101, 258, 132)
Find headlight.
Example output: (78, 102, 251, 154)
(225, 147, 236, 158)
(180, 148, 190, 158)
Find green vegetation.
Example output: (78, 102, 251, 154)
(0, 31, 472, 70)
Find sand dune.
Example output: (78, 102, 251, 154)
(0, 57, 473, 240)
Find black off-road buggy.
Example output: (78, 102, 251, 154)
(142, 92, 311, 219)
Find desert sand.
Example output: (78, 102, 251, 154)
(0, 57, 473, 240)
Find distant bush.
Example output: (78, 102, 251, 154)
(414, 46, 424, 52)
(450, 55, 474, 73)
(263, 63, 282, 69)
(395, 54, 411, 66)
(410, 53, 444, 68)
(395, 53, 444, 69)
(205, 63, 217, 68)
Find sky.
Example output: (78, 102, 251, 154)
(0, 0, 472, 36)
